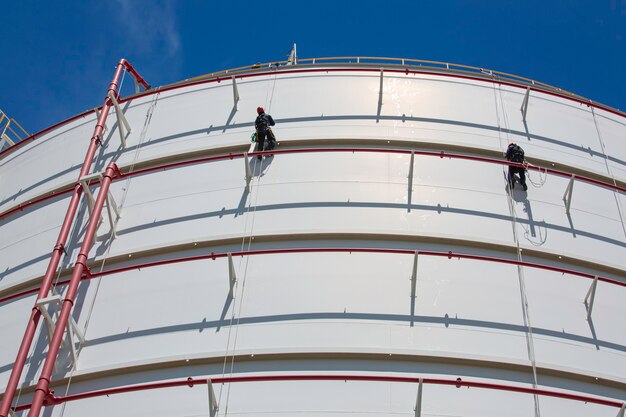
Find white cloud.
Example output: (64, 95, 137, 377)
(114, 0, 181, 57)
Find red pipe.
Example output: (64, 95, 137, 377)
(0, 59, 146, 417)
(11, 374, 625, 412)
(89, 247, 626, 287)
(27, 163, 119, 417)
(120, 59, 151, 90)
(1, 246, 624, 307)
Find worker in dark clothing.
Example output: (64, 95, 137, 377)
(505, 143, 528, 191)
(255, 106, 276, 160)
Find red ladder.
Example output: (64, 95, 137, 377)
(0, 59, 150, 417)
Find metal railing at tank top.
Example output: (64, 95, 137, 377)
(0, 109, 30, 152)
(1, 146, 625, 224)
(10, 373, 625, 413)
(184, 56, 567, 96)
(179, 56, 619, 114)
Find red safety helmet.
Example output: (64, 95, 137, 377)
(257, 106, 264, 114)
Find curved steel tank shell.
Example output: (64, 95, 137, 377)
(0, 66, 625, 416)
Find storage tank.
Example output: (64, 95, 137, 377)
(0, 57, 624, 417)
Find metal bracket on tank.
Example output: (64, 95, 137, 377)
(95, 107, 109, 135)
(583, 275, 599, 320)
(376, 68, 384, 123)
(79, 171, 121, 238)
(104, 185, 122, 239)
(287, 43, 297, 65)
(35, 290, 85, 370)
(408, 151, 415, 211)
(562, 174, 575, 214)
(79, 172, 103, 215)
(107, 91, 132, 148)
(232, 76, 240, 110)
(378, 68, 384, 103)
(414, 377, 423, 417)
(227, 252, 237, 298)
(411, 251, 418, 299)
(616, 403, 625, 417)
(521, 87, 530, 122)
(244, 152, 252, 192)
(207, 378, 219, 417)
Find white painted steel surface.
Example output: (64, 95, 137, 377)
(1, 65, 625, 416)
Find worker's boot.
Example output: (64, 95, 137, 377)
(265, 141, 275, 157)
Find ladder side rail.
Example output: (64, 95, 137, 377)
(0, 59, 147, 417)
(27, 163, 119, 417)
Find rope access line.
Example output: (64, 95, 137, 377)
(54, 82, 161, 412)
(591, 106, 626, 238)
(219, 77, 273, 411)
(221, 76, 278, 413)
(495, 82, 541, 416)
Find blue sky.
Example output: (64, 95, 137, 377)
(1, 0, 625, 134)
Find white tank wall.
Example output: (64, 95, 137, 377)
(2, 152, 624, 290)
(0, 67, 625, 416)
(2, 71, 625, 210)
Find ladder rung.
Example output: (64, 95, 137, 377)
(35, 294, 62, 307)
(79, 172, 103, 184)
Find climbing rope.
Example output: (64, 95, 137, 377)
(217, 161, 263, 416)
(55, 238, 114, 416)
(526, 163, 548, 187)
(521, 220, 548, 247)
(81, 91, 160, 333)
(119, 68, 127, 98)
(591, 107, 626, 237)
(47, 86, 159, 413)
(495, 83, 547, 248)
(218, 75, 275, 412)
(218, 70, 280, 413)
(495, 84, 541, 417)
(267, 68, 278, 113)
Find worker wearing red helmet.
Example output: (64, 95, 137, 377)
(255, 106, 276, 160)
